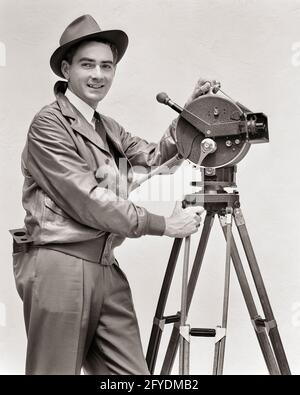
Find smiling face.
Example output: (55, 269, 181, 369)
(61, 40, 116, 109)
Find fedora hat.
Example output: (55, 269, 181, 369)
(50, 14, 128, 78)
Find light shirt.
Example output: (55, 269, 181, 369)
(65, 88, 97, 128)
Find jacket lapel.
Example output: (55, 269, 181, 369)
(54, 81, 111, 154)
(70, 110, 110, 153)
(99, 117, 125, 158)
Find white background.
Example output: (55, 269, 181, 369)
(0, 0, 300, 374)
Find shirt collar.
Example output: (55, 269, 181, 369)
(65, 88, 96, 125)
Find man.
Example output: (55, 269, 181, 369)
(13, 14, 216, 375)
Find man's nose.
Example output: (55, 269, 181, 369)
(91, 65, 102, 79)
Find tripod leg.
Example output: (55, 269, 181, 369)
(213, 207, 233, 375)
(234, 208, 291, 375)
(219, 214, 281, 375)
(161, 212, 215, 374)
(187, 212, 215, 308)
(146, 238, 183, 373)
(179, 236, 191, 375)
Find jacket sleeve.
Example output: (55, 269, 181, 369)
(26, 111, 165, 238)
(119, 118, 183, 168)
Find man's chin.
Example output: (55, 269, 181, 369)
(84, 92, 106, 106)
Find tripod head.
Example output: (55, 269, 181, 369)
(192, 166, 237, 193)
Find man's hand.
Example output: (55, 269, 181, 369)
(164, 201, 204, 238)
(185, 77, 220, 107)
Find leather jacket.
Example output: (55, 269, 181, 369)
(21, 81, 180, 263)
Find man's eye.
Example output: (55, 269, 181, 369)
(81, 63, 93, 68)
(102, 64, 113, 70)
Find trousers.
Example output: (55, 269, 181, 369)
(13, 247, 150, 375)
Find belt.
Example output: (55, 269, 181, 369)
(12, 233, 108, 263)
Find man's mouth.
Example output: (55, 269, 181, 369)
(87, 83, 105, 89)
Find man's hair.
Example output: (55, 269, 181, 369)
(62, 39, 118, 65)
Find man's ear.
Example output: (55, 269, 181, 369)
(61, 60, 70, 80)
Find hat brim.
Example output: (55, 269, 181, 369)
(50, 29, 128, 78)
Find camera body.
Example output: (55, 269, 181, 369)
(175, 94, 269, 168)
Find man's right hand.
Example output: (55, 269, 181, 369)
(164, 201, 204, 238)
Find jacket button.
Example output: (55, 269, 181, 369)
(105, 159, 110, 164)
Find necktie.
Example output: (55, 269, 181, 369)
(93, 111, 109, 150)
(93, 111, 119, 165)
